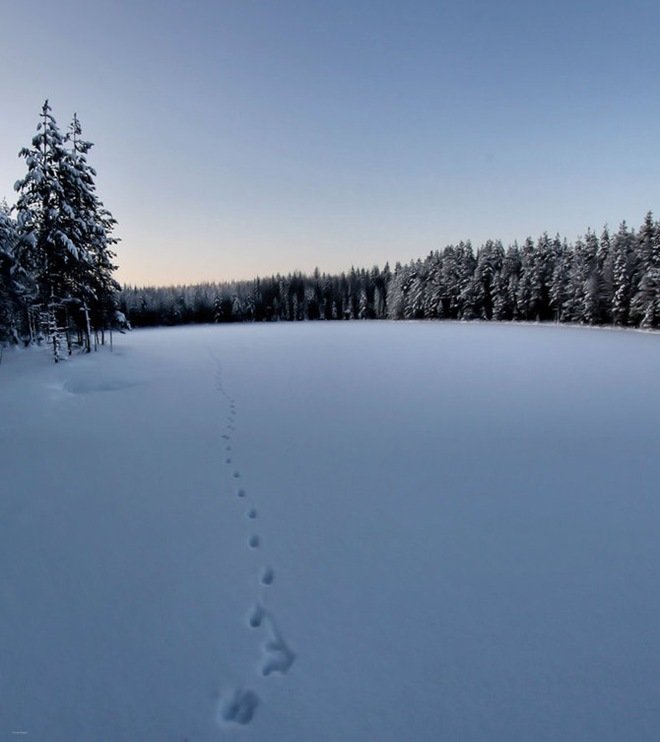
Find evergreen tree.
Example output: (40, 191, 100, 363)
(14, 101, 81, 358)
(474, 240, 504, 320)
(63, 113, 120, 346)
(14, 102, 80, 305)
(12, 102, 120, 357)
(548, 238, 570, 322)
(611, 222, 636, 326)
(0, 201, 33, 342)
(630, 213, 660, 328)
(492, 244, 520, 321)
(596, 227, 613, 324)
(516, 237, 542, 320)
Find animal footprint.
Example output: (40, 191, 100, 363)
(260, 621, 296, 676)
(233, 471, 240, 479)
(261, 567, 275, 586)
(218, 689, 259, 726)
(247, 508, 257, 519)
(248, 534, 260, 549)
(237, 488, 246, 498)
(248, 604, 265, 628)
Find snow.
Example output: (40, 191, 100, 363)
(1, 322, 660, 741)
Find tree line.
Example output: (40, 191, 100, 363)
(3, 103, 658, 351)
(0, 101, 121, 360)
(120, 214, 659, 329)
(120, 266, 391, 326)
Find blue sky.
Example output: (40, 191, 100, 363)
(2, 0, 660, 285)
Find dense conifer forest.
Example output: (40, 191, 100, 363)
(119, 215, 660, 330)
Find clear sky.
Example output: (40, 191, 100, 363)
(1, 0, 660, 286)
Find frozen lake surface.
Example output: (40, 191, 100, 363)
(1, 322, 659, 741)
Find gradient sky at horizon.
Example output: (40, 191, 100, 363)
(2, 0, 660, 286)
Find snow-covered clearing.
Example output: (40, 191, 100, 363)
(1, 322, 660, 741)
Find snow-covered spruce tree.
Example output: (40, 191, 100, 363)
(631, 267, 660, 328)
(0, 200, 34, 343)
(563, 231, 600, 324)
(516, 237, 542, 321)
(548, 237, 571, 322)
(14, 102, 120, 358)
(611, 221, 637, 326)
(494, 244, 521, 321)
(490, 242, 515, 322)
(630, 212, 660, 328)
(454, 242, 476, 319)
(474, 240, 504, 320)
(386, 262, 407, 319)
(533, 233, 554, 321)
(422, 252, 443, 318)
(406, 260, 427, 319)
(63, 113, 120, 349)
(596, 227, 613, 324)
(438, 244, 468, 319)
(581, 230, 601, 325)
(14, 100, 82, 360)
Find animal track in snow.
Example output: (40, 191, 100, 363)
(259, 614, 296, 677)
(248, 604, 265, 628)
(246, 606, 295, 675)
(212, 351, 294, 720)
(261, 567, 275, 586)
(218, 689, 259, 726)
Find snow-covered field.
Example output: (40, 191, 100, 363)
(2, 322, 660, 741)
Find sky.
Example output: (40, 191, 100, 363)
(1, 0, 660, 287)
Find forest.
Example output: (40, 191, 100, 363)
(120, 215, 660, 330)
